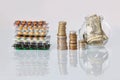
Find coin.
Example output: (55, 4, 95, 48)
(59, 21, 66, 25)
(57, 46, 68, 50)
(69, 40, 77, 44)
(78, 40, 87, 49)
(57, 34, 66, 36)
(69, 44, 77, 50)
(69, 47, 77, 50)
(57, 42, 67, 45)
(69, 44, 77, 46)
(57, 36, 67, 38)
(69, 35, 77, 38)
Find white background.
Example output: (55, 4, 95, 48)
(0, 0, 120, 80)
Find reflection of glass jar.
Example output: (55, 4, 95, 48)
(79, 14, 111, 46)
(79, 46, 109, 77)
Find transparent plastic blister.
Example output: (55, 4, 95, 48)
(13, 20, 50, 50)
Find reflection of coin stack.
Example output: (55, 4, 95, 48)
(57, 21, 67, 50)
(69, 50, 77, 67)
(69, 31, 77, 50)
(57, 50, 68, 75)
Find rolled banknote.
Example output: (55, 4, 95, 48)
(84, 14, 108, 46)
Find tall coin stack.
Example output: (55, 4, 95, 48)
(69, 31, 77, 50)
(57, 21, 68, 50)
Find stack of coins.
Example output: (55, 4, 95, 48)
(69, 31, 77, 50)
(57, 21, 67, 50)
(13, 20, 50, 50)
(78, 40, 87, 49)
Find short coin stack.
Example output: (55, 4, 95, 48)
(13, 20, 50, 50)
(69, 31, 77, 50)
(57, 21, 68, 50)
(78, 40, 87, 49)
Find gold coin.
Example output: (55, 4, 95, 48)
(69, 40, 77, 44)
(58, 27, 66, 30)
(69, 35, 77, 37)
(58, 29, 66, 31)
(69, 47, 77, 49)
(57, 47, 68, 50)
(69, 44, 77, 47)
(69, 38, 77, 41)
(69, 46, 77, 49)
(58, 25, 66, 27)
(69, 45, 77, 47)
(58, 30, 66, 33)
(69, 43, 77, 46)
(58, 37, 67, 39)
(59, 21, 67, 25)
(58, 30, 66, 32)
(57, 39, 67, 42)
(57, 34, 66, 36)
(57, 41, 67, 43)
(79, 40, 87, 49)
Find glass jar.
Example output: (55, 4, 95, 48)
(79, 14, 111, 47)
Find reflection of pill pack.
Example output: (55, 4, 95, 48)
(13, 20, 51, 50)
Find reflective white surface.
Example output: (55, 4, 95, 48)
(0, 22, 120, 80)
(0, 28, 120, 80)
(0, 47, 111, 80)
(0, 0, 120, 79)
(0, 26, 120, 80)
